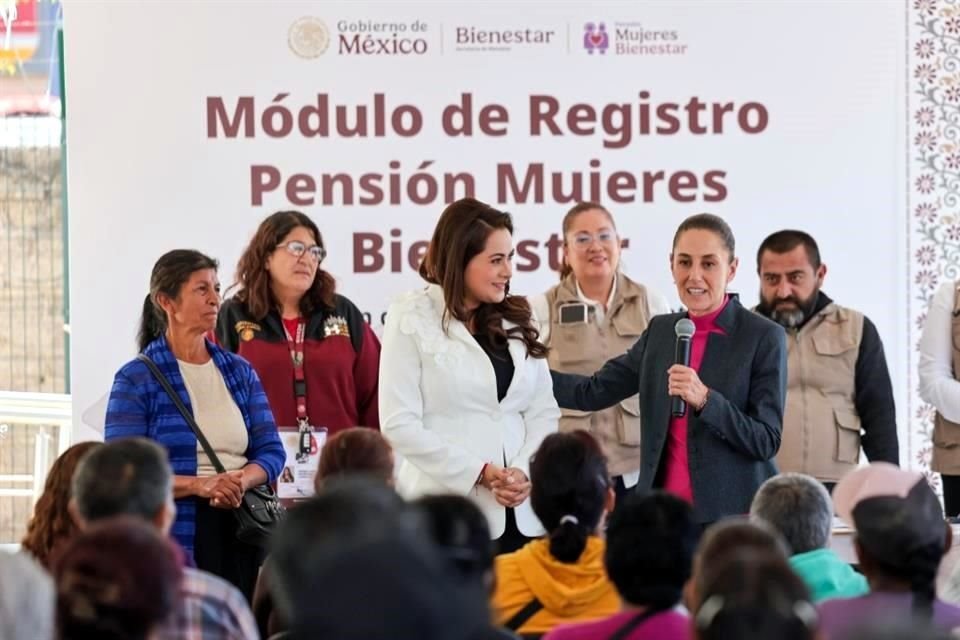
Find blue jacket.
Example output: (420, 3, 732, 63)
(105, 336, 286, 559)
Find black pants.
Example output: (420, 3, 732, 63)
(943, 475, 960, 517)
(495, 507, 532, 555)
(194, 499, 265, 602)
(613, 476, 630, 501)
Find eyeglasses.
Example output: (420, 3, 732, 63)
(277, 241, 327, 262)
(570, 231, 617, 249)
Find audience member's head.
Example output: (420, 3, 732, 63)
(315, 427, 394, 491)
(271, 477, 486, 640)
(606, 491, 700, 613)
(833, 462, 949, 619)
(750, 472, 832, 554)
(0, 551, 55, 640)
(53, 516, 182, 640)
(70, 437, 175, 533)
(687, 517, 790, 611)
(21, 441, 102, 569)
(693, 550, 817, 640)
(415, 495, 496, 593)
(530, 430, 614, 563)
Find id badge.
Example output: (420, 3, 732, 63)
(277, 425, 328, 504)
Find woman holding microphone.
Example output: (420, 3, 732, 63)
(551, 213, 787, 525)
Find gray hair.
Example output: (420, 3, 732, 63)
(72, 438, 172, 524)
(0, 551, 54, 639)
(749, 473, 832, 554)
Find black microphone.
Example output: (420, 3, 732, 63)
(671, 318, 696, 417)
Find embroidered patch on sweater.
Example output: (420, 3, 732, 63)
(235, 321, 262, 342)
(324, 316, 350, 338)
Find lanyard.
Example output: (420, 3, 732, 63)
(282, 317, 309, 426)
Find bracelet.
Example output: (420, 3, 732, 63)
(695, 389, 710, 413)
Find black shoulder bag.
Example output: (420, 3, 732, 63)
(138, 354, 285, 548)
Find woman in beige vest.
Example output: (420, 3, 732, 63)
(530, 202, 671, 497)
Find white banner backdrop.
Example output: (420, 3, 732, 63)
(63, 2, 908, 455)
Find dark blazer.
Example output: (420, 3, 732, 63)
(550, 295, 787, 523)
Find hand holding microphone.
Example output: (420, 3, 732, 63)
(669, 318, 709, 416)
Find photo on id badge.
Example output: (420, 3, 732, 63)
(277, 425, 327, 504)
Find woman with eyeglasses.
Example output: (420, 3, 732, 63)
(530, 202, 671, 498)
(218, 211, 381, 446)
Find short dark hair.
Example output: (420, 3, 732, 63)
(672, 213, 736, 262)
(605, 491, 700, 609)
(756, 230, 822, 273)
(530, 430, 611, 564)
(72, 438, 172, 523)
(270, 478, 412, 621)
(695, 550, 816, 640)
(415, 495, 495, 580)
(750, 473, 832, 554)
(271, 478, 487, 640)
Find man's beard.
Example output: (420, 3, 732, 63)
(760, 290, 819, 329)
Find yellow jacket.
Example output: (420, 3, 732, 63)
(492, 537, 620, 636)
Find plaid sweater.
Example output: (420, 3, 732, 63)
(105, 336, 286, 559)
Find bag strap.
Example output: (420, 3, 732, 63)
(607, 607, 662, 640)
(137, 354, 227, 475)
(504, 598, 544, 632)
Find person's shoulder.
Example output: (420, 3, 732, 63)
(113, 354, 155, 386)
(817, 592, 870, 614)
(935, 597, 960, 622)
(543, 613, 633, 640)
(528, 292, 549, 321)
(178, 567, 253, 628)
(735, 301, 784, 336)
(209, 340, 255, 374)
(387, 287, 433, 316)
(331, 293, 365, 318)
(218, 296, 245, 314)
(646, 310, 686, 333)
(180, 566, 245, 601)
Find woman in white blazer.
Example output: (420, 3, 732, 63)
(380, 197, 560, 553)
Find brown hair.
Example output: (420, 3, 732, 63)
(54, 516, 183, 640)
(672, 213, 736, 264)
(558, 202, 617, 280)
(229, 211, 336, 320)
(419, 197, 547, 358)
(138, 250, 219, 352)
(21, 441, 103, 569)
(315, 428, 394, 491)
(693, 519, 789, 598)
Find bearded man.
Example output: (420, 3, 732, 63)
(755, 230, 898, 489)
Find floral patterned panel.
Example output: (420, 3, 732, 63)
(911, 0, 960, 487)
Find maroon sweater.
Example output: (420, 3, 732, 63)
(216, 295, 380, 433)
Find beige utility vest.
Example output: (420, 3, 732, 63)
(932, 286, 960, 474)
(776, 302, 864, 482)
(545, 273, 650, 477)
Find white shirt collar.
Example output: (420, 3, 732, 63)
(575, 276, 617, 309)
